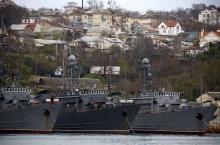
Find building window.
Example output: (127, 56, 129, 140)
(163, 29, 166, 33)
(102, 15, 106, 22)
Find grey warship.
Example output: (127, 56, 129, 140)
(53, 55, 140, 134)
(53, 90, 140, 133)
(0, 87, 63, 133)
(132, 58, 217, 134)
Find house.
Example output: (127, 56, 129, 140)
(137, 17, 158, 32)
(9, 24, 37, 42)
(74, 35, 128, 52)
(75, 35, 102, 50)
(158, 20, 184, 36)
(150, 34, 174, 48)
(185, 31, 199, 42)
(40, 20, 72, 32)
(40, 9, 61, 22)
(103, 37, 129, 51)
(116, 31, 129, 41)
(22, 16, 40, 24)
(186, 45, 204, 58)
(63, 1, 79, 12)
(198, 8, 220, 25)
(199, 30, 220, 48)
(10, 24, 28, 31)
(64, 9, 115, 30)
(119, 15, 138, 32)
(84, 9, 113, 26)
(40, 20, 63, 32)
(124, 16, 137, 32)
(86, 24, 115, 37)
(64, 9, 84, 22)
(112, 15, 122, 27)
(178, 31, 203, 59)
(180, 32, 199, 48)
(34, 38, 67, 48)
(35, 20, 74, 40)
(181, 41, 194, 49)
(10, 23, 43, 34)
(0, 0, 16, 6)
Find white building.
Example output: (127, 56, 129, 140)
(199, 30, 220, 48)
(158, 20, 184, 36)
(74, 35, 128, 51)
(63, 1, 79, 12)
(86, 24, 115, 37)
(22, 17, 39, 24)
(34, 39, 67, 47)
(0, 0, 16, 6)
(198, 8, 220, 25)
(186, 47, 204, 58)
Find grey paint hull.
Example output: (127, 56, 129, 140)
(54, 104, 140, 134)
(0, 103, 62, 133)
(133, 105, 216, 134)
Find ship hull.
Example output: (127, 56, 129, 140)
(133, 105, 216, 134)
(0, 103, 62, 133)
(53, 104, 140, 134)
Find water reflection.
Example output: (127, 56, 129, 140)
(0, 134, 220, 145)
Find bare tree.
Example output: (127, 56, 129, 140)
(87, 0, 104, 10)
(107, 0, 119, 11)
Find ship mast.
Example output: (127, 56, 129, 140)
(141, 58, 152, 91)
(67, 55, 80, 91)
(82, 0, 84, 9)
(0, 2, 7, 87)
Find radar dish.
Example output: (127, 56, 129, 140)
(142, 58, 150, 64)
(68, 55, 76, 61)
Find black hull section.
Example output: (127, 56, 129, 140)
(54, 104, 140, 133)
(0, 104, 62, 133)
(133, 105, 216, 134)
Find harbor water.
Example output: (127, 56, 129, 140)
(0, 134, 220, 145)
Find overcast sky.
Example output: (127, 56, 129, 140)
(14, 0, 220, 12)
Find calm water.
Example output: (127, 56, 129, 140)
(0, 134, 220, 145)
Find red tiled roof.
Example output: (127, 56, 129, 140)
(43, 20, 62, 27)
(25, 23, 36, 31)
(201, 32, 209, 37)
(215, 32, 220, 37)
(201, 31, 220, 37)
(163, 20, 178, 27)
(191, 45, 200, 49)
